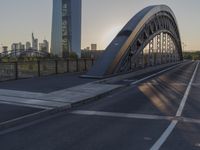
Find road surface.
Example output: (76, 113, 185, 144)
(0, 61, 200, 150)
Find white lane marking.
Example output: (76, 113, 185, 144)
(176, 61, 199, 116)
(71, 110, 173, 120)
(183, 117, 200, 124)
(130, 63, 184, 85)
(150, 61, 199, 150)
(71, 110, 200, 125)
(150, 120, 178, 150)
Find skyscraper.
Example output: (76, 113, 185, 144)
(51, 0, 81, 58)
(39, 40, 49, 52)
(32, 33, 38, 50)
(26, 42, 31, 50)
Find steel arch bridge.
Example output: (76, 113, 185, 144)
(85, 5, 183, 78)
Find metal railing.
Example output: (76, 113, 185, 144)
(0, 59, 95, 82)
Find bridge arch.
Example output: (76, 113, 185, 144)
(85, 5, 183, 78)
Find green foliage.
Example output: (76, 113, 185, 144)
(183, 51, 200, 60)
(68, 52, 78, 59)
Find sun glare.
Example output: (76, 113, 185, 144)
(102, 25, 123, 48)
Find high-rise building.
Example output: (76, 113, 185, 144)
(11, 42, 25, 51)
(43, 40, 49, 52)
(26, 42, 31, 50)
(11, 43, 18, 51)
(91, 44, 97, 50)
(51, 0, 81, 58)
(32, 33, 38, 50)
(39, 40, 49, 52)
(2, 46, 8, 53)
(39, 43, 44, 51)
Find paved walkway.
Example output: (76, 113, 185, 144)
(0, 72, 123, 110)
(0, 83, 122, 110)
(0, 73, 96, 93)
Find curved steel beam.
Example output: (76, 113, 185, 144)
(85, 5, 183, 78)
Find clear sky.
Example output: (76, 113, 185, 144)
(0, 0, 200, 51)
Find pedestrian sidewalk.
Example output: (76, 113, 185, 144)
(0, 82, 123, 110)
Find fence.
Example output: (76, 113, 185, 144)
(0, 59, 94, 82)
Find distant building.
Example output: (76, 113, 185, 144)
(39, 43, 43, 51)
(2, 46, 8, 53)
(26, 42, 31, 50)
(39, 40, 49, 52)
(85, 47, 90, 50)
(91, 44, 97, 50)
(11, 43, 18, 51)
(21, 44, 25, 51)
(11, 42, 25, 51)
(43, 40, 49, 52)
(81, 50, 104, 59)
(32, 33, 38, 50)
(51, 0, 82, 58)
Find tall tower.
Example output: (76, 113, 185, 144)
(51, 0, 81, 58)
(32, 33, 38, 50)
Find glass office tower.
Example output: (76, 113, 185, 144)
(51, 0, 81, 57)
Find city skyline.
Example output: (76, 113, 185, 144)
(0, 0, 200, 51)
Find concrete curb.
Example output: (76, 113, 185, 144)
(0, 85, 125, 133)
(0, 61, 189, 132)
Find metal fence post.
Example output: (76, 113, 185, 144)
(76, 59, 79, 72)
(37, 60, 40, 77)
(84, 59, 87, 71)
(55, 60, 58, 74)
(67, 59, 69, 72)
(15, 62, 18, 80)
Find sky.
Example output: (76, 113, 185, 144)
(0, 0, 200, 51)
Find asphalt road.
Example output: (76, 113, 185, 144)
(0, 72, 96, 93)
(0, 61, 200, 150)
(0, 104, 42, 123)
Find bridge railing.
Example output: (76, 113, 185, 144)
(0, 59, 95, 82)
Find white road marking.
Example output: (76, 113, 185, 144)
(130, 63, 184, 85)
(176, 61, 199, 116)
(150, 120, 178, 150)
(183, 117, 200, 124)
(71, 110, 173, 120)
(71, 110, 200, 125)
(150, 61, 199, 150)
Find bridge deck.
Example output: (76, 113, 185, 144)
(0, 72, 96, 93)
(0, 61, 199, 150)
